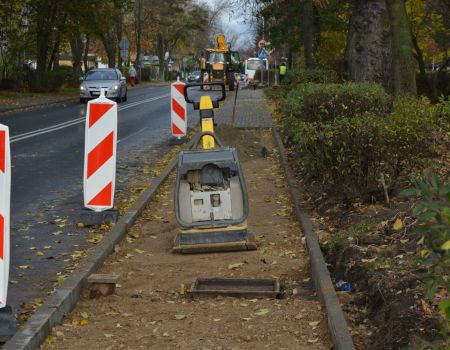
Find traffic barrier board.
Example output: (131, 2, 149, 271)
(0, 124, 10, 308)
(83, 90, 118, 212)
(171, 81, 187, 137)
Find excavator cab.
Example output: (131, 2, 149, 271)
(172, 82, 256, 253)
(205, 34, 238, 91)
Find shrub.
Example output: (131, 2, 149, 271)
(283, 68, 338, 86)
(289, 97, 438, 200)
(29, 68, 72, 92)
(282, 82, 392, 124)
(401, 172, 450, 337)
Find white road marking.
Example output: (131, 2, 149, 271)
(10, 93, 170, 143)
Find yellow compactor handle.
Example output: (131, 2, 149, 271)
(199, 96, 215, 149)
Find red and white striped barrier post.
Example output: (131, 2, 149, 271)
(203, 72, 210, 91)
(83, 89, 117, 212)
(0, 124, 10, 307)
(171, 80, 187, 138)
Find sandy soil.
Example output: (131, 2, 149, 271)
(40, 129, 331, 350)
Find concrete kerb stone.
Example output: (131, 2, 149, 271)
(3, 134, 199, 350)
(272, 128, 355, 350)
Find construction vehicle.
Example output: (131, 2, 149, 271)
(204, 35, 240, 91)
(172, 82, 256, 253)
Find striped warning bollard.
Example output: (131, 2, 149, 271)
(171, 80, 187, 138)
(83, 89, 118, 212)
(0, 124, 10, 308)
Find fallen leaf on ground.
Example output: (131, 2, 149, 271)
(228, 262, 245, 270)
(45, 336, 55, 343)
(393, 218, 403, 231)
(174, 314, 186, 320)
(254, 309, 270, 316)
(308, 321, 320, 327)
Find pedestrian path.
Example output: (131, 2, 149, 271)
(215, 88, 273, 128)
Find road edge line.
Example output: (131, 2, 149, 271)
(272, 128, 355, 350)
(3, 133, 198, 350)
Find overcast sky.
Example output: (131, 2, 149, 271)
(200, 0, 255, 50)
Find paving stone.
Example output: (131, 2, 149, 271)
(215, 88, 273, 128)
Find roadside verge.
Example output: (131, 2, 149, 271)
(273, 128, 355, 350)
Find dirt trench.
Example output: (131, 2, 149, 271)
(40, 128, 332, 350)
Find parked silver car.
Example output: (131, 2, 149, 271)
(79, 68, 127, 103)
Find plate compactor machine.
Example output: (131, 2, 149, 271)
(172, 83, 256, 253)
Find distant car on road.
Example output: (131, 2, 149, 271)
(187, 70, 202, 83)
(79, 68, 128, 103)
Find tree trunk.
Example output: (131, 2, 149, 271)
(116, 14, 123, 68)
(35, 28, 50, 88)
(157, 33, 165, 80)
(83, 34, 90, 72)
(412, 35, 426, 75)
(102, 29, 116, 68)
(71, 35, 83, 85)
(134, 0, 143, 69)
(288, 46, 293, 69)
(345, 0, 392, 89)
(385, 0, 417, 96)
(47, 32, 61, 71)
(34, 0, 58, 91)
(302, 0, 315, 69)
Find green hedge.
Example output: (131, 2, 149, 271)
(282, 82, 392, 124)
(282, 69, 338, 86)
(284, 92, 440, 201)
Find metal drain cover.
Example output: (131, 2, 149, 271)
(190, 278, 280, 298)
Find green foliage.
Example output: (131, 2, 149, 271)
(30, 68, 71, 92)
(283, 92, 438, 200)
(283, 69, 338, 87)
(401, 171, 450, 337)
(417, 71, 450, 101)
(325, 222, 374, 256)
(282, 82, 391, 124)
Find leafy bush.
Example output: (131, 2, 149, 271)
(288, 97, 438, 200)
(282, 68, 338, 86)
(29, 68, 72, 92)
(282, 82, 392, 124)
(401, 172, 450, 337)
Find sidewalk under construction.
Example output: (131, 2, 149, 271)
(39, 89, 332, 350)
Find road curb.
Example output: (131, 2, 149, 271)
(272, 128, 355, 350)
(3, 133, 199, 350)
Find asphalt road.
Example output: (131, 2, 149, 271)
(0, 84, 200, 321)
